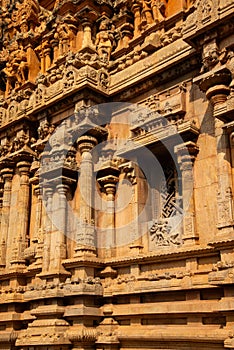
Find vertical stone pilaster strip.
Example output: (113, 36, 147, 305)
(175, 142, 199, 245)
(0, 166, 14, 268)
(215, 123, 234, 232)
(82, 20, 93, 48)
(49, 184, 69, 272)
(132, 3, 141, 37)
(42, 187, 53, 273)
(10, 161, 31, 267)
(32, 183, 44, 266)
(75, 135, 97, 255)
(197, 70, 233, 235)
(33, 184, 43, 243)
(102, 178, 118, 251)
(120, 162, 143, 254)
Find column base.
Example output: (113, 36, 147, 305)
(129, 243, 143, 255)
(74, 245, 96, 258)
(183, 236, 199, 245)
(37, 266, 71, 279)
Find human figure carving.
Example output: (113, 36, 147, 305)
(55, 21, 75, 56)
(3, 62, 16, 92)
(95, 19, 115, 62)
(3, 46, 28, 93)
(14, 47, 28, 85)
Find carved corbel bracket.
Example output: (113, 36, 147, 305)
(118, 160, 137, 185)
(175, 141, 199, 169)
(194, 67, 232, 121)
(199, 70, 231, 105)
(224, 335, 234, 350)
(97, 173, 119, 200)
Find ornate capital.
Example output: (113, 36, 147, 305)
(175, 141, 199, 171)
(0, 165, 14, 181)
(17, 160, 31, 175)
(77, 135, 98, 155)
(198, 69, 231, 107)
(97, 160, 120, 200)
(98, 174, 119, 200)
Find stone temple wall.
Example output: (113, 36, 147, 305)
(0, 0, 234, 349)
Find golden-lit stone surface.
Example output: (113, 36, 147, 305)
(0, 0, 234, 349)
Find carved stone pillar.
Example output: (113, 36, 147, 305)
(75, 135, 97, 256)
(132, 3, 142, 37)
(197, 67, 234, 236)
(42, 187, 53, 273)
(33, 184, 43, 243)
(0, 176, 3, 223)
(119, 161, 143, 254)
(81, 20, 94, 49)
(48, 183, 69, 272)
(32, 183, 43, 266)
(0, 165, 14, 268)
(214, 124, 234, 233)
(151, 0, 165, 22)
(175, 142, 199, 245)
(51, 37, 59, 62)
(97, 169, 119, 253)
(10, 160, 31, 267)
(25, 167, 43, 267)
(115, 12, 133, 50)
(44, 46, 51, 71)
(39, 49, 45, 74)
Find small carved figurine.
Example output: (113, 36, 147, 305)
(95, 19, 115, 62)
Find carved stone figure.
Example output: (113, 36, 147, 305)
(38, 120, 55, 140)
(3, 46, 28, 94)
(150, 218, 181, 246)
(55, 20, 76, 57)
(95, 19, 115, 62)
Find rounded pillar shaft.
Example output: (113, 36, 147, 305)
(0, 167, 13, 267)
(42, 187, 53, 272)
(49, 184, 69, 271)
(75, 136, 97, 254)
(10, 161, 31, 267)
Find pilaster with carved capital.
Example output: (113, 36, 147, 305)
(132, 3, 142, 37)
(81, 19, 95, 50)
(48, 183, 70, 273)
(41, 186, 53, 273)
(175, 141, 199, 245)
(119, 161, 143, 254)
(10, 159, 31, 268)
(0, 163, 14, 268)
(24, 164, 43, 267)
(215, 122, 234, 234)
(75, 135, 97, 257)
(97, 160, 120, 255)
(196, 68, 232, 117)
